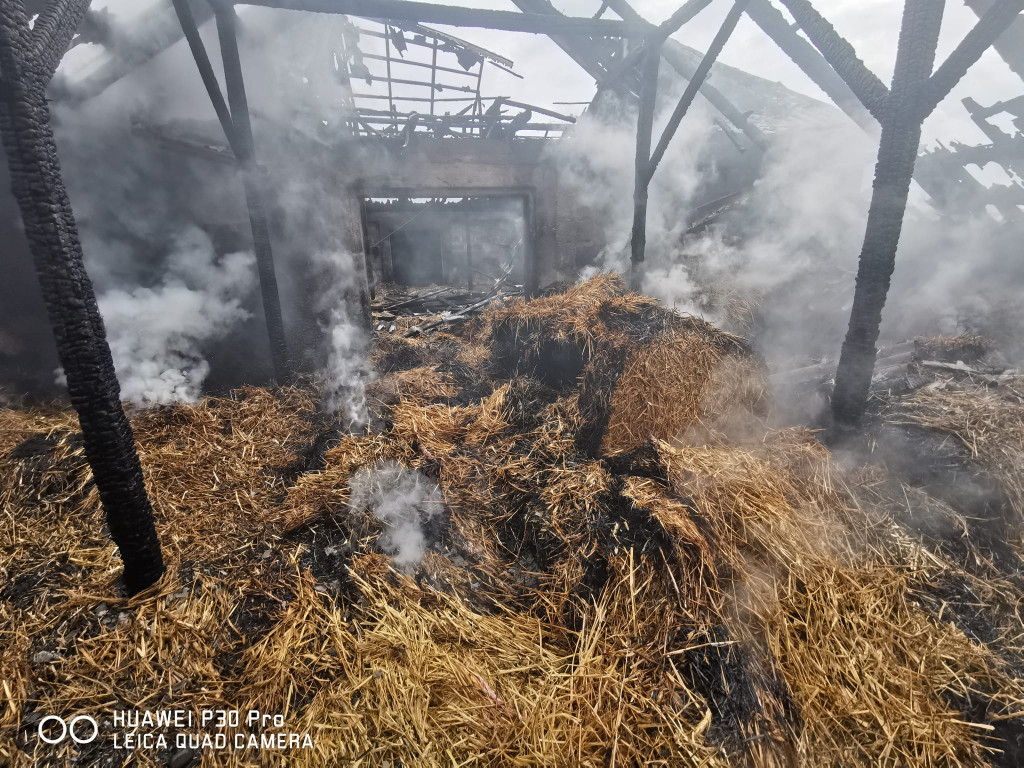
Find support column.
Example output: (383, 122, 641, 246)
(0, 0, 164, 594)
(830, 0, 945, 427)
(213, 2, 292, 382)
(629, 47, 659, 291)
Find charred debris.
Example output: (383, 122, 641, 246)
(2, 0, 1024, 766)
(5, 274, 1024, 766)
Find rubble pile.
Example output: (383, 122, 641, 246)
(2, 276, 1024, 767)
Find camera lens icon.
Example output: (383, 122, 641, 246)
(38, 715, 99, 745)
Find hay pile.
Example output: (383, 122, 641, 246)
(894, 380, 1024, 526)
(3, 275, 1024, 767)
(486, 273, 768, 455)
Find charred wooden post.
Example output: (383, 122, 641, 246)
(0, 0, 164, 594)
(830, 0, 945, 428)
(629, 46, 660, 291)
(629, 0, 746, 290)
(823, 0, 1023, 428)
(212, 2, 293, 382)
(645, 0, 748, 184)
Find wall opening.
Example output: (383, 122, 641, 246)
(361, 195, 528, 290)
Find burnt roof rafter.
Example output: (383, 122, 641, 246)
(232, 0, 646, 36)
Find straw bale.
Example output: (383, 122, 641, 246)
(603, 324, 769, 454)
(914, 333, 989, 364)
(894, 382, 1024, 524)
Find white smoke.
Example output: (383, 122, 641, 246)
(549, 88, 717, 280)
(88, 226, 256, 405)
(306, 249, 373, 424)
(348, 461, 442, 571)
(553, 71, 1023, 381)
(642, 118, 879, 356)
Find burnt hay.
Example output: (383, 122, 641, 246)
(2, 276, 1024, 767)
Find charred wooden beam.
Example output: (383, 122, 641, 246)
(629, 47, 659, 290)
(0, 0, 164, 594)
(775, 0, 890, 122)
(965, 0, 1024, 80)
(646, 0, 748, 186)
(211, 1, 294, 381)
(744, 0, 874, 133)
(830, 0, 945, 429)
(921, 0, 1024, 116)
(234, 0, 643, 35)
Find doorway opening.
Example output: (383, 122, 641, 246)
(361, 195, 528, 290)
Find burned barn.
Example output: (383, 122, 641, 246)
(2, 1, 1024, 766)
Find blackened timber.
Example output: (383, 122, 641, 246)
(965, 0, 1024, 79)
(0, 0, 164, 594)
(601, 0, 768, 152)
(921, 0, 1024, 117)
(775, 0, 890, 122)
(646, 0, 747, 186)
(235, 0, 644, 35)
(744, 0, 874, 133)
(213, 3, 293, 381)
(29, 0, 91, 80)
(830, 0, 945, 428)
(629, 47, 659, 290)
(601, 0, 716, 84)
(171, 0, 238, 155)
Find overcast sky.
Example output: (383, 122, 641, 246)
(71, 0, 1022, 151)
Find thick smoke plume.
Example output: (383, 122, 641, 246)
(3, 6, 375, 408)
(309, 250, 372, 425)
(552, 70, 1024, 393)
(348, 461, 442, 572)
(85, 227, 256, 405)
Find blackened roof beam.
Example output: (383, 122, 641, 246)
(920, 0, 1024, 118)
(744, 0, 874, 132)
(600, 0, 716, 87)
(775, 0, 890, 122)
(233, 0, 647, 35)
